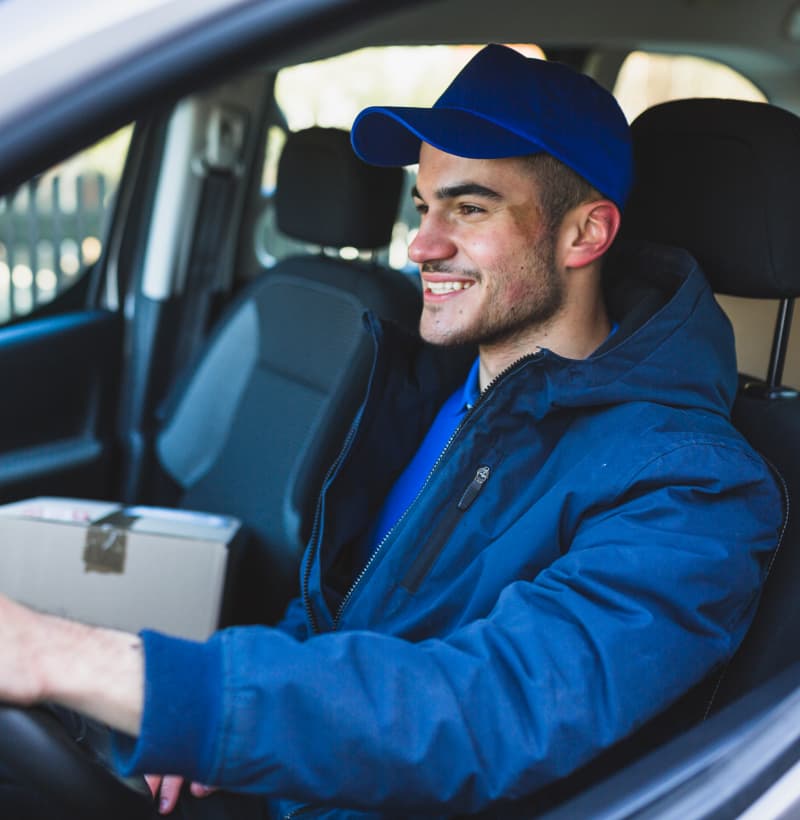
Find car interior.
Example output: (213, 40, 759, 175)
(153, 125, 422, 626)
(3, 0, 800, 816)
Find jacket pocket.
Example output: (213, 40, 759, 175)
(401, 463, 493, 593)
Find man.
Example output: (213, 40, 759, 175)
(0, 44, 782, 819)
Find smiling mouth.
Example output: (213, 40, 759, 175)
(425, 280, 474, 295)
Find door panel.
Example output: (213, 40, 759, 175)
(0, 310, 122, 502)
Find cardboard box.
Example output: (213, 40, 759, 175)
(0, 497, 241, 640)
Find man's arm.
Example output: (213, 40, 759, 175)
(0, 594, 144, 737)
(112, 442, 780, 813)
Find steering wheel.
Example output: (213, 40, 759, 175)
(0, 704, 154, 819)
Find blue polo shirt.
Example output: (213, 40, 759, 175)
(360, 358, 481, 562)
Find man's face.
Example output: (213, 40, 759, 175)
(409, 143, 563, 350)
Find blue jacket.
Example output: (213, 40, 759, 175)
(115, 242, 782, 818)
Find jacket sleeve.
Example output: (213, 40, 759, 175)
(113, 442, 781, 813)
(273, 594, 309, 640)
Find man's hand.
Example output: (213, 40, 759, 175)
(145, 774, 218, 814)
(0, 593, 145, 736)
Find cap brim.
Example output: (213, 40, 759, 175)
(351, 106, 544, 166)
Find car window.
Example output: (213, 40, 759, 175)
(0, 125, 132, 322)
(613, 51, 766, 120)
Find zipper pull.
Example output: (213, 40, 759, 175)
(457, 465, 491, 510)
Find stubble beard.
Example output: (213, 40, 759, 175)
(420, 229, 564, 349)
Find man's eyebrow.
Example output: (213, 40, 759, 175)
(411, 182, 503, 201)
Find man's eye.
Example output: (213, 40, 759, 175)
(459, 203, 484, 215)
(414, 202, 428, 215)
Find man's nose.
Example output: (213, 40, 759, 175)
(408, 215, 457, 265)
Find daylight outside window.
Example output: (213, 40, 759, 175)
(0, 126, 132, 322)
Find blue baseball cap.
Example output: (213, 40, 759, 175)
(351, 44, 632, 208)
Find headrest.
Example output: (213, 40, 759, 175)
(275, 126, 404, 250)
(621, 98, 800, 298)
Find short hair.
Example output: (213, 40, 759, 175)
(522, 153, 602, 232)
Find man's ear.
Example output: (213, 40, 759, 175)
(560, 200, 621, 269)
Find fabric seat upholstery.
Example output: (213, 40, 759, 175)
(621, 97, 800, 711)
(155, 127, 420, 625)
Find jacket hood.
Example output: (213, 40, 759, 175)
(525, 239, 738, 419)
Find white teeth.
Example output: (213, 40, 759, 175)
(427, 280, 473, 295)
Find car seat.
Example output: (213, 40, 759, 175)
(621, 97, 800, 712)
(154, 126, 421, 625)
(521, 98, 800, 813)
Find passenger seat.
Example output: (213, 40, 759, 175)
(154, 127, 421, 625)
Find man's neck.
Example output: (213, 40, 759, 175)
(477, 304, 611, 391)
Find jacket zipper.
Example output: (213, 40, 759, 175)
(289, 352, 543, 819)
(458, 464, 491, 510)
(332, 421, 463, 629)
(401, 464, 493, 593)
(332, 351, 543, 628)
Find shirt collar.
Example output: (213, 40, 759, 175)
(462, 358, 482, 411)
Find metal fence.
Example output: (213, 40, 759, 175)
(0, 172, 109, 322)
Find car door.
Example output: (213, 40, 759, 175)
(0, 125, 139, 503)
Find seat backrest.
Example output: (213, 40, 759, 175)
(621, 98, 800, 710)
(155, 127, 421, 624)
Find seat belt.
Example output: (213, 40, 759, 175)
(170, 106, 248, 378)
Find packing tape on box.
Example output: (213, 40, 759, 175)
(83, 511, 139, 574)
